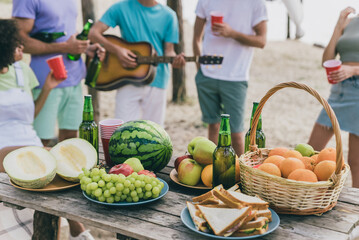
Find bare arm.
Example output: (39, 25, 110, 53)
(212, 20, 267, 48)
(193, 17, 206, 70)
(14, 17, 89, 55)
(89, 21, 137, 68)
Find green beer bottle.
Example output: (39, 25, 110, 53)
(213, 114, 236, 189)
(31, 31, 67, 43)
(244, 102, 266, 152)
(85, 53, 102, 88)
(79, 95, 99, 163)
(67, 19, 93, 61)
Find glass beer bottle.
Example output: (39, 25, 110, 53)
(213, 114, 236, 189)
(85, 53, 102, 88)
(244, 102, 266, 152)
(79, 95, 99, 163)
(68, 19, 93, 61)
(31, 31, 67, 43)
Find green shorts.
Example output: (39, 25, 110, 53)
(195, 69, 248, 133)
(32, 84, 83, 139)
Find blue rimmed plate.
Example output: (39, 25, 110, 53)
(82, 177, 168, 206)
(181, 207, 280, 239)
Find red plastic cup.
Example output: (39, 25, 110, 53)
(323, 60, 342, 84)
(210, 11, 224, 27)
(46, 55, 67, 80)
(99, 119, 124, 167)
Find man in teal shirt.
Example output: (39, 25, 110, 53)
(89, 0, 185, 126)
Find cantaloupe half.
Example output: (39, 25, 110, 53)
(3, 146, 56, 189)
(50, 138, 97, 182)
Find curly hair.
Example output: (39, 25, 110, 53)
(0, 19, 22, 70)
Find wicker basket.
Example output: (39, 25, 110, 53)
(239, 82, 350, 215)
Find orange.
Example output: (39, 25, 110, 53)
(235, 156, 240, 182)
(314, 160, 336, 181)
(288, 169, 318, 182)
(283, 150, 303, 159)
(317, 148, 336, 163)
(201, 164, 213, 187)
(258, 163, 281, 177)
(263, 155, 285, 168)
(280, 157, 305, 178)
(311, 154, 319, 163)
(268, 147, 289, 157)
(300, 157, 316, 171)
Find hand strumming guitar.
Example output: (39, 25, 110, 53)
(116, 46, 138, 68)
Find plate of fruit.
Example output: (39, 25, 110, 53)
(170, 137, 240, 190)
(80, 158, 168, 206)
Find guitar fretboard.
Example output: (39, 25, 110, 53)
(137, 56, 198, 64)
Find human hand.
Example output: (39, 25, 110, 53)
(86, 43, 106, 61)
(212, 22, 233, 38)
(328, 65, 355, 83)
(65, 34, 90, 55)
(43, 70, 64, 91)
(336, 7, 355, 32)
(116, 46, 137, 68)
(172, 52, 186, 68)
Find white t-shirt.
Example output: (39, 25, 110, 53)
(195, 0, 268, 81)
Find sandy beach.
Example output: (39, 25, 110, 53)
(0, 1, 353, 239)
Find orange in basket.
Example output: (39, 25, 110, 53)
(280, 157, 305, 178)
(268, 147, 289, 157)
(317, 148, 336, 163)
(288, 169, 318, 182)
(263, 155, 285, 168)
(314, 160, 336, 181)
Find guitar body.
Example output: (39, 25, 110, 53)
(94, 35, 156, 91)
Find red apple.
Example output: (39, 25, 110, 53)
(138, 170, 156, 178)
(178, 158, 203, 186)
(109, 163, 134, 176)
(175, 154, 193, 172)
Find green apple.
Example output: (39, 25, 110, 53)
(295, 143, 315, 157)
(192, 138, 216, 165)
(124, 157, 144, 172)
(178, 158, 203, 186)
(187, 136, 207, 155)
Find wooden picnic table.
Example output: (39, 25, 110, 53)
(0, 153, 358, 240)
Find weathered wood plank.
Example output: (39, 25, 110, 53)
(3, 202, 25, 210)
(339, 187, 359, 206)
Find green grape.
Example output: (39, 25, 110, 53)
(152, 186, 160, 195)
(123, 188, 130, 195)
(134, 180, 141, 188)
(152, 193, 159, 199)
(129, 184, 135, 191)
(131, 172, 138, 178)
(124, 180, 131, 187)
(151, 181, 157, 187)
(145, 184, 152, 191)
(86, 184, 92, 191)
(99, 168, 106, 176)
(111, 174, 120, 182)
(90, 182, 98, 190)
(92, 175, 101, 182)
(138, 192, 144, 199)
(83, 168, 90, 177)
(81, 184, 86, 191)
(137, 174, 145, 181)
(143, 195, 149, 200)
(103, 174, 112, 182)
(140, 181, 146, 188)
(84, 177, 92, 185)
(106, 182, 114, 189)
(109, 187, 116, 194)
(98, 180, 105, 188)
(159, 181, 164, 189)
(136, 188, 142, 194)
(116, 183, 124, 191)
(80, 179, 85, 185)
(144, 176, 151, 184)
(118, 174, 126, 183)
(130, 190, 137, 198)
(94, 188, 102, 197)
(115, 191, 122, 197)
(115, 195, 121, 202)
(155, 178, 160, 184)
(103, 190, 111, 198)
(120, 194, 127, 201)
(106, 196, 114, 203)
(126, 196, 133, 203)
(91, 168, 100, 176)
(129, 177, 136, 184)
(78, 173, 85, 180)
(145, 191, 152, 198)
(132, 196, 139, 202)
(85, 189, 92, 196)
(98, 196, 106, 202)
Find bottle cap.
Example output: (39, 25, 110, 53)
(221, 114, 230, 118)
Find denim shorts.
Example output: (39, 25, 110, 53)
(195, 69, 248, 133)
(32, 84, 83, 139)
(316, 76, 359, 136)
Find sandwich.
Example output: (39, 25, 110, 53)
(186, 201, 209, 232)
(225, 190, 269, 210)
(232, 216, 269, 237)
(192, 184, 223, 203)
(256, 209, 272, 222)
(196, 205, 252, 236)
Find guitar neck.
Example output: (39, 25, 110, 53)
(137, 56, 198, 64)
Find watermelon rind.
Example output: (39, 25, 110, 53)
(3, 146, 57, 189)
(109, 120, 173, 172)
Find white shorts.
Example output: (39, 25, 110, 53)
(115, 85, 167, 126)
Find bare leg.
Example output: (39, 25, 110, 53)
(232, 132, 245, 157)
(308, 123, 334, 151)
(348, 133, 359, 188)
(208, 123, 220, 145)
(59, 129, 77, 142)
(0, 146, 25, 172)
(67, 219, 86, 237)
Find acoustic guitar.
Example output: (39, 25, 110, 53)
(89, 35, 223, 91)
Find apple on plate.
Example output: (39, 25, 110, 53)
(109, 163, 134, 176)
(188, 136, 207, 155)
(174, 154, 193, 172)
(178, 158, 203, 186)
(188, 137, 216, 165)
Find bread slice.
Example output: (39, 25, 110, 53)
(192, 184, 223, 203)
(212, 188, 243, 209)
(227, 190, 269, 210)
(232, 217, 269, 237)
(186, 202, 209, 232)
(256, 209, 272, 222)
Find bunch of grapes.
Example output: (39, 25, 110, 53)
(78, 167, 165, 203)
